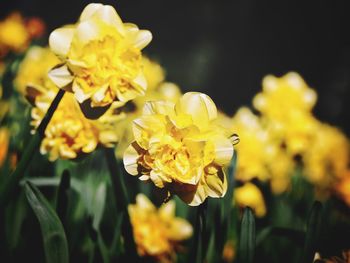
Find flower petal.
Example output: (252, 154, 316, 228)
(123, 142, 140, 175)
(159, 200, 175, 220)
(167, 218, 193, 240)
(142, 101, 175, 115)
(175, 92, 217, 130)
(79, 3, 103, 21)
(135, 194, 155, 211)
(49, 27, 75, 57)
(48, 64, 74, 88)
(132, 30, 152, 50)
(205, 168, 227, 198)
(212, 136, 234, 165)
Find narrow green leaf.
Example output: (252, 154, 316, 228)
(238, 207, 256, 263)
(299, 201, 322, 263)
(56, 170, 70, 223)
(24, 182, 69, 263)
(92, 182, 107, 230)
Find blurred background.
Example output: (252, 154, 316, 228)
(1, 0, 350, 135)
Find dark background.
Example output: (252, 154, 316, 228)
(1, 0, 350, 134)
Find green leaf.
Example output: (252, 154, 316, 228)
(24, 182, 69, 263)
(238, 207, 255, 263)
(92, 182, 107, 230)
(56, 170, 71, 223)
(299, 201, 322, 263)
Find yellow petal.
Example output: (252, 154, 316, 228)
(175, 92, 217, 130)
(48, 65, 73, 88)
(150, 170, 167, 188)
(49, 27, 75, 57)
(168, 218, 193, 240)
(159, 200, 175, 220)
(212, 136, 234, 165)
(142, 101, 175, 116)
(93, 5, 125, 34)
(133, 115, 165, 149)
(123, 143, 140, 175)
(205, 168, 227, 198)
(132, 72, 147, 92)
(136, 193, 155, 211)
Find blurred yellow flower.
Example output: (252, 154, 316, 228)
(123, 92, 235, 206)
(15, 46, 60, 95)
(234, 182, 266, 217)
(0, 12, 30, 57)
(48, 3, 152, 112)
(303, 124, 349, 188)
(253, 72, 318, 155)
(18, 46, 123, 161)
(128, 194, 192, 262)
(0, 127, 9, 167)
(116, 57, 181, 158)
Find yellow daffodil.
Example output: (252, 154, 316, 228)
(123, 92, 235, 206)
(253, 72, 318, 155)
(18, 46, 123, 161)
(48, 3, 152, 115)
(116, 57, 181, 158)
(303, 123, 349, 187)
(128, 194, 192, 262)
(0, 127, 9, 167)
(234, 182, 266, 217)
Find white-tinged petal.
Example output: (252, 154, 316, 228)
(142, 101, 175, 115)
(136, 194, 155, 211)
(49, 27, 75, 57)
(92, 85, 108, 103)
(213, 136, 234, 165)
(132, 30, 152, 50)
(76, 20, 100, 44)
(48, 65, 73, 88)
(139, 175, 150, 181)
(79, 3, 103, 21)
(132, 72, 147, 91)
(150, 170, 166, 188)
(94, 5, 125, 34)
(123, 143, 140, 176)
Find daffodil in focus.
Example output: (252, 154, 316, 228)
(17, 46, 123, 161)
(234, 182, 266, 217)
(0, 127, 9, 167)
(48, 3, 152, 116)
(116, 57, 182, 158)
(253, 72, 318, 155)
(128, 194, 193, 262)
(123, 92, 235, 206)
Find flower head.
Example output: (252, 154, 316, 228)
(234, 182, 266, 217)
(18, 46, 122, 161)
(253, 72, 318, 155)
(123, 92, 235, 206)
(48, 3, 152, 116)
(116, 57, 181, 158)
(128, 194, 192, 262)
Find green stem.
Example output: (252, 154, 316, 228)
(195, 200, 207, 263)
(104, 147, 137, 259)
(0, 89, 65, 207)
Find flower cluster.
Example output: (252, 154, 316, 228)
(16, 46, 123, 161)
(128, 194, 192, 262)
(124, 92, 235, 206)
(228, 72, 350, 211)
(48, 3, 152, 115)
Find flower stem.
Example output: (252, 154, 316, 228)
(195, 200, 208, 263)
(0, 89, 65, 208)
(104, 147, 138, 259)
